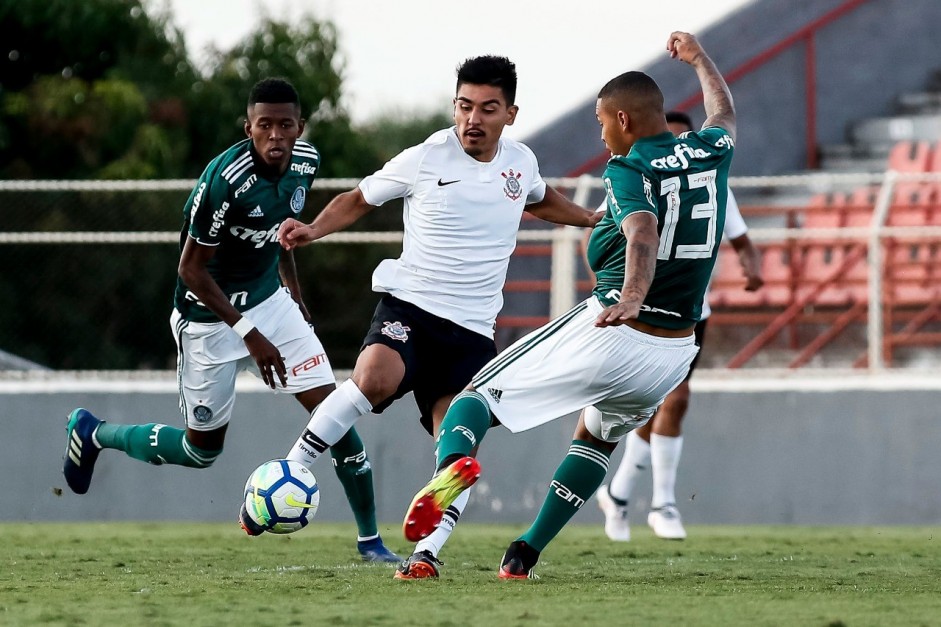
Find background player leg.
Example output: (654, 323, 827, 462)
(599, 422, 651, 542)
(647, 381, 689, 540)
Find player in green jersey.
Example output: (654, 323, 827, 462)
(63, 78, 399, 563)
(597, 109, 763, 542)
(400, 31, 736, 578)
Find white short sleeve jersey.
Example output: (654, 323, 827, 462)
(358, 127, 548, 338)
(702, 188, 747, 319)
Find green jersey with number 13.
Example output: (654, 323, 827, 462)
(587, 127, 734, 329)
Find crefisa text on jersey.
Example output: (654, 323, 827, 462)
(208, 202, 230, 238)
(291, 162, 317, 176)
(648, 143, 714, 170)
(229, 222, 280, 248)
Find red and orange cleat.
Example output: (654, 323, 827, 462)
(402, 456, 480, 542)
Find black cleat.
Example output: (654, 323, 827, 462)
(393, 550, 443, 580)
(238, 503, 266, 536)
(498, 540, 540, 580)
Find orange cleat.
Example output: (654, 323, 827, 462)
(393, 550, 443, 580)
(403, 456, 480, 542)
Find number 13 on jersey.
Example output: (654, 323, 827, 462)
(657, 168, 719, 260)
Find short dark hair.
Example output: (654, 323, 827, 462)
(248, 77, 300, 107)
(456, 55, 517, 106)
(665, 111, 693, 131)
(597, 71, 664, 116)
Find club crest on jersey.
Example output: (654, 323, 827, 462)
(380, 321, 411, 342)
(501, 169, 523, 200)
(290, 186, 306, 213)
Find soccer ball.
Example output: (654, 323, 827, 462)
(243, 459, 320, 534)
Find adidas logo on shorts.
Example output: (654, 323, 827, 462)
(487, 388, 503, 403)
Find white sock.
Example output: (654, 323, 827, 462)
(414, 487, 471, 558)
(609, 430, 651, 503)
(650, 433, 683, 508)
(285, 379, 372, 469)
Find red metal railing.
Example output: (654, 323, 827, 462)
(566, 0, 873, 177)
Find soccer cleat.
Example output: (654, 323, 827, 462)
(393, 550, 443, 579)
(62, 408, 103, 495)
(238, 503, 266, 536)
(596, 484, 631, 542)
(403, 456, 480, 542)
(358, 536, 402, 563)
(595, 485, 631, 542)
(498, 540, 540, 580)
(647, 504, 687, 540)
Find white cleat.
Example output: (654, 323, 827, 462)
(647, 504, 687, 540)
(596, 484, 631, 542)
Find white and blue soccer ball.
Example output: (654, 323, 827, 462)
(243, 459, 320, 534)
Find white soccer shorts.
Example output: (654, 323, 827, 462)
(471, 296, 698, 439)
(171, 288, 335, 431)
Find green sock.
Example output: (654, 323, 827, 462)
(95, 422, 220, 468)
(330, 426, 378, 539)
(519, 440, 611, 552)
(434, 390, 493, 470)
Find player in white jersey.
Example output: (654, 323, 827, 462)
(597, 111, 762, 542)
(267, 55, 599, 579)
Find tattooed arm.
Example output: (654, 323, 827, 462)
(594, 212, 660, 327)
(667, 31, 736, 141)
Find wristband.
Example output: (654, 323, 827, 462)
(232, 317, 256, 339)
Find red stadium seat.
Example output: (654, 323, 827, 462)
(888, 140, 931, 172)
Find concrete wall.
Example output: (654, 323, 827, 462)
(4, 376, 940, 528)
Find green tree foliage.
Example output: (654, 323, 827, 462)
(359, 107, 454, 163)
(0, 0, 447, 369)
(0, 0, 196, 178)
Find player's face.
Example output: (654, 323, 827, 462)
(596, 97, 630, 156)
(245, 103, 305, 173)
(453, 83, 518, 162)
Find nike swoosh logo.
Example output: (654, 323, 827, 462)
(284, 493, 318, 509)
(437, 179, 461, 186)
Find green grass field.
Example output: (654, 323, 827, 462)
(2, 523, 939, 626)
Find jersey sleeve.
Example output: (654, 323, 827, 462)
(358, 144, 424, 206)
(695, 126, 735, 157)
(185, 161, 233, 247)
(723, 188, 748, 239)
(520, 143, 547, 204)
(603, 158, 658, 228)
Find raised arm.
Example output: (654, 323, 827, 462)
(667, 31, 736, 141)
(525, 186, 602, 228)
(278, 187, 376, 250)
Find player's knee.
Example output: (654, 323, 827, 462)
(350, 371, 399, 406)
(580, 407, 626, 451)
